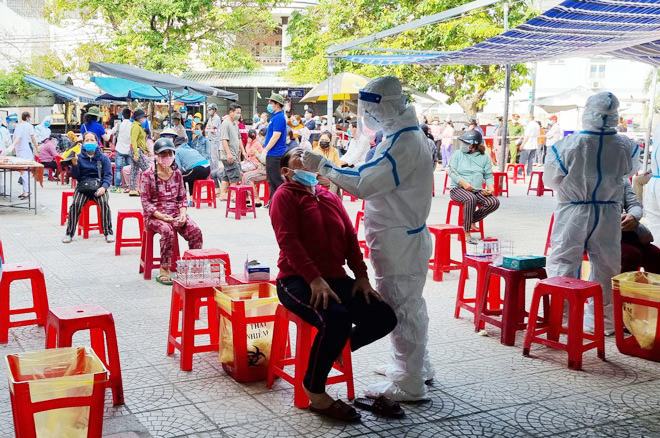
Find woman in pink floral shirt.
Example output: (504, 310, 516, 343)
(140, 138, 203, 285)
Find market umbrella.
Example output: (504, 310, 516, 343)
(534, 86, 595, 113)
(90, 76, 206, 104)
(88, 62, 237, 101)
(300, 72, 371, 103)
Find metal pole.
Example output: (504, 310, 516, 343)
(327, 58, 335, 133)
(499, 2, 510, 172)
(528, 62, 537, 115)
(644, 66, 658, 172)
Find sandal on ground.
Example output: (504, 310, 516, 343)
(129, 190, 140, 197)
(309, 399, 361, 422)
(354, 396, 405, 418)
(155, 275, 174, 285)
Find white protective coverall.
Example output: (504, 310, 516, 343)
(34, 116, 52, 144)
(643, 123, 660, 248)
(544, 92, 640, 333)
(302, 76, 435, 401)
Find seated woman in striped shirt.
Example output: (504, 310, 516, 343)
(447, 130, 500, 243)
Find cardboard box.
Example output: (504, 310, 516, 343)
(244, 260, 270, 281)
(502, 255, 546, 271)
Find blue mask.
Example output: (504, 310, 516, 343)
(44, 122, 51, 128)
(267, 104, 274, 114)
(253, 116, 259, 122)
(347, 129, 352, 137)
(83, 142, 97, 153)
(194, 117, 200, 123)
(194, 130, 202, 136)
(495, 123, 500, 127)
(288, 168, 318, 187)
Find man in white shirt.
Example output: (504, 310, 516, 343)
(339, 121, 370, 167)
(544, 115, 563, 158)
(519, 114, 540, 175)
(9, 112, 37, 198)
(110, 108, 133, 191)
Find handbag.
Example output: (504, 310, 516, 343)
(77, 160, 102, 196)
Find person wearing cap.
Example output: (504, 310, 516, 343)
(140, 137, 203, 285)
(171, 112, 186, 139)
(5, 113, 18, 134)
(469, 115, 484, 137)
(447, 129, 499, 242)
(173, 135, 210, 201)
(128, 109, 151, 196)
(81, 106, 109, 145)
(507, 113, 524, 164)
(206, 103, 222, 175)
(109, 108, 134, 192)
(263, 93, 288, 207)
(544, 115, 562, 164)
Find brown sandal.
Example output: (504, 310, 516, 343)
(309, 399, 361, 422)
(354, 396, 405, 418)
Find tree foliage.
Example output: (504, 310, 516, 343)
(0, 55, 71, 106)
(44, 0, 279, 73)
(286, 0, 537, 116)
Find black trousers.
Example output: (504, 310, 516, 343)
(266, 155, 283, 203)
(277, 276, 397, 394)
(182, 165, 211, 196)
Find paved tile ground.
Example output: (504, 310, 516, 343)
(0, 169, 659, 437)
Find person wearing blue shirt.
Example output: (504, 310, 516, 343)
(190, 123, 210, 160)
(304, 109, 317, 143)
(173, 136, 211, 200)
(80, 106, 109, 146)
(263, 93, 287, 207)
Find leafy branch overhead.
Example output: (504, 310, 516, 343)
(285, 0, 536, 116)
(43, 0, 279, 73)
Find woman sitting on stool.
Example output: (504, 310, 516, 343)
(140, 138, 203, 285)
(62, 132, 114, 244)
(447, 130, 500, 243)
(270, 147, 398, 422)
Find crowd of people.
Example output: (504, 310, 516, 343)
(2, 76, 660, 423)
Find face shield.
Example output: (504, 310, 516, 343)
(357, 89, 406, 133)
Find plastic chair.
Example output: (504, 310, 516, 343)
(192, 179, 217, 209)
(60, 191, 75, 226)
(0, 262, 49, 343)
(506, 163, 526, 184)
(115, 210, 144, 256)
(523, 277, 605, 370)
(428, 224, 466, 282)
(45, 304, 124, 405)
(139, 227, 180, 280)
(446, 200, 485, 240)
(527, 170, 553, 197)
(77, 200, 103, 239)
(267, 304, 354, 408)
(226, 185, 257, 220)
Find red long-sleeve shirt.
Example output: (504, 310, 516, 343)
(270, 182, 368, 284)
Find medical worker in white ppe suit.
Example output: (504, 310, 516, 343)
(643, 123, 660, 249)
(302, 76, 434, 401)
(544, 92, 640, 335)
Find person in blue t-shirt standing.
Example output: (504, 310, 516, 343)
(263, 93, 287, 207)
(80, 106, 109, 146)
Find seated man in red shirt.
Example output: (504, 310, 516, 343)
(270, 147, 398, 422)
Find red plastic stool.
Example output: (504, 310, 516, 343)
(167, 280, 220, 371)
(255, 180, 270, 204)
(492, 172, 509, 197)
(193, 179, 217, 209)
(475, 265, 548, 345)
(506, 163, 526, 184)
(267, 304, 355, 408)
(226, 185, 257, 220)
(77, 200, 104, 239)
(455, 255, 500, 327)
(544, 214, 554, 256)
(523, 277, 605, 370)
(527, 170, 553, 197)
(184, 248, 232, 319)
(446, 200, 485, 240)
(354, 210, 369, 258)
(60, 190, 75, 226)
(139, 227, 180, 280)
(71, 177, 77, 188)
(428, 224, 466, 282)
(45, 304, 124, 405)
(55, 156, 65, 185)
(115, 210, 144, 256)
(0, 262, 49, 343)
(443, 172, 450, 195)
